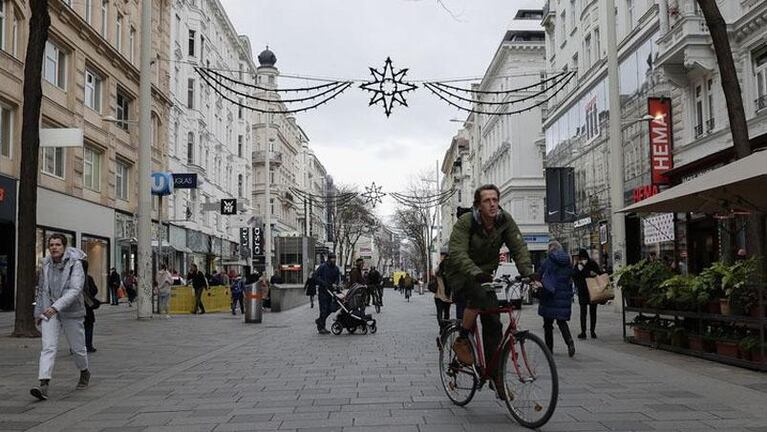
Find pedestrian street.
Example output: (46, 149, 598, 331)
(1, 290, 767, 432)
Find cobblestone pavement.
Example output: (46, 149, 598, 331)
(1, 290, 767, 432)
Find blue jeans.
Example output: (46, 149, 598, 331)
(316, 293, 333, 330)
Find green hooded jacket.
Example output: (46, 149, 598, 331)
(445, 208, 533, 281)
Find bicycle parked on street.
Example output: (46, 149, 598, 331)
(436, 276, 558, 429)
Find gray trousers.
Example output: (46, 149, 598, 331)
(38, 316, 88, 380)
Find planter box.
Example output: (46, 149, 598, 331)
(627, 297, 646, 308)
(715, 340, 739, 358)
(670, 332, 688, 348)
(706, 300, 721, 315)
(720, 299, 731, 316)
(633, 327, 653, 343)
(688, 335, 704, 352)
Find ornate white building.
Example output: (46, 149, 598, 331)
(167, 0, 256, 273)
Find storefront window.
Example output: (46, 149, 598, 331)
(81, 235, 109, 302)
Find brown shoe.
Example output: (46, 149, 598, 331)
(451, 336, 474, 365)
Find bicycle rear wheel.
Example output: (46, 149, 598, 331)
(501, 332, 558, 429)
(438, 326, 478, 406)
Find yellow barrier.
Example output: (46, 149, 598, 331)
(169, 285, 232, 314)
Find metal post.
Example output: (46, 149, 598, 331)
(264, 113, 272, 280)
(605, 0, 626, 310)
(154, 195, 163, 314)
(136, 0, 153, 319)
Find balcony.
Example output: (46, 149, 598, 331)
(656, 11, 715, 87)
(694, 124, 704, 138)
(252, 150, 283, 168)
(541, 1, 555, 26)
(756, 96, 767, 113)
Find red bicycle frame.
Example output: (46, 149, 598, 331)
(471, 305, 529, 381)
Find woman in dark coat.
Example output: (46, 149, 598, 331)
(537, 241, 575, 357)
(82, 260, 99, 353)
(572, 248, 602, 339)
(304, 271, 317, 308)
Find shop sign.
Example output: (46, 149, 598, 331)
(0, 175, 16, 222)
(573, 217, 592, 228)
(643, 213, 675, 245)
(632, 184, 660, 203)
(172, 173, 198, 189)
(599, 223, 608, 245)
(523, 234, 550, 244)
(151, 172, 173, 196)
(648, 97, 673, 185)
(220, 199, 237, 215)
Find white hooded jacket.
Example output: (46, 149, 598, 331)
(33, 247, 87, 319)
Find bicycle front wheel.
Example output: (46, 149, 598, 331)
(501, 331, 558, 429)
(438, 326, 478, 406)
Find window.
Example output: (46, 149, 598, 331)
(187, 132, 194, 164)
(12, 13, 18, 56)
(626, 0, 635, 30)
(238, 174, 243, 197)
(200, 35, 204, 62)
(706, 79, 715, 131)
(100, 0, 108, 38)
(188, 29, 195, 56)
(83, 146, 101, 191)
(116, 89, 131, 130)
(559, 11, 566, 42)
(129, 27, 135, 63)
(85, 0, 93, 24)
(116, 160, 129, 200)
(0, 104, 12, 158)
(238, 99, 243, 119)
(0, 0, 6, 50)
(694, 84, 704, 137)
(594, 28, 600, 62)
(238, 135, 243, 157)
(42, 147, 65, 178)
(584, 34, 592, 69)
(187, 78, 195, 109)
(84, 68, 102, 112)
(585, 97, 598, 140)
(756, 48, 767, 111)
(175, 14, 181, 42)
(115, 13, 122, 51)
(569, 0, 576, 31)
(44, 41, 66, 89)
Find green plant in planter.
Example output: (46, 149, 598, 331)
(614, 260, 647, 299)
(661, 275, 697, 310)
(669, 324, 688, 348)
(739, 336, 759, 355)
(727, 258, 762, 315)
(696, 261, 728, 300)
(639, 260, 675, 308)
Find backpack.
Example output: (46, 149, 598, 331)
(403, 275, 414, 288)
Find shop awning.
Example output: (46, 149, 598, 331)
(619, 149, 767, 214)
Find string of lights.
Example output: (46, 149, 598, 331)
(426, 71, 569, 95)
(196, 69, 353, 114)
(423, 71, 576, 116)
(426, 72, 575, 106)
(199, 66, 346, 93)
(196, 67, 351, 103)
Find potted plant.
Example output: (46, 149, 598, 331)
(630, 315, 654, 343)
(669, 323, 688, 348)
(639, 260, 675, 309)
(701, 325, 718, 353)
(688, 332, 705, 352)
(661, 275, 697, 311)
(615, 260, 646, 307)
(738, 336, 759, 362)
(653, 319, 672, 346)
(728, 258, 761, 316)
(695, 263, 727, 314)
(713, 326, 740, 359)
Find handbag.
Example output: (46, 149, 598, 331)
(586, 273, 614, 304)
(117, 286, 127, 299)
(84, 293, 101, 309)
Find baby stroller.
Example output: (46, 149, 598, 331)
(327, 283, 377, 335)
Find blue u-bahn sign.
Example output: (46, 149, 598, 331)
(151, 172, 173, 196)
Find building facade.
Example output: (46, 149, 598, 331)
(0, 0, 171, 308)
(167, 0, 256, 275)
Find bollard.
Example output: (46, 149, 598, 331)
(244, 283, 263, 323)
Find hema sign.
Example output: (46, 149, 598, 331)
(648, 97, 673, 186)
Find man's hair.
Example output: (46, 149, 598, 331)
(473, 184, 501, 207)
(190, 263, 198, 271)
(160, 264, 167, 270)
(48, 233, 68, 247)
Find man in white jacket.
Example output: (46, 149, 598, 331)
(30, 233, 90, 401)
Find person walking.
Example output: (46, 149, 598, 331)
(348, 258, 365, 287)
(30, 234, 91, 401)
(537, 241, 576, 357)
(573, 249, 602, 339)
(304, 271, 317, 308)
(314, 253, 340, 334)
(123, 270, 137, 307)
(81, 260, 99, 353)
(434, 248, 452, 329)
(230, 276, 245, 315)
(402, 273, 414, 301)
(107, 267, 121, 305)
(367, 265, 383, 307)
(156, 264, 173, 318)
(187, 264, 208, 314)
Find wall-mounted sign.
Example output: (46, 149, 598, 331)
(632, 184, 660, 203)
(643, 213, 675, 245)
(151, 172, 173, 196)
(599, 222, 608, 245)
(221, 199, 237, 215)
(573, 217, 592, 229)
(172, 173, 198, 189)
(648, 97, 673, 186)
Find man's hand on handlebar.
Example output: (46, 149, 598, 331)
(475, 273, 494, 284)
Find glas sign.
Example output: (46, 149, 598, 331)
(172, 173, 198, 189)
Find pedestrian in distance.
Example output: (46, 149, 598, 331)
(231, 275, 245, 315)
(572, 249, 602, 339)
(30, 234, 91, 401)
(348, 258, 365, 288)
(156, 264, 173, 318)
(304, 271, 317, 308)
(434, 248, 452, 330)
(402, 272, 414, 301)
(187, 264, 209, 314)
(270, 271, 284, 285)
(123, 270, 137, 307)
(537, 240, 576, 357)
(397, 274, 405, 294)
(107, 267, 121, 305)
(366, 265, 383, 307)
(314, 253, 341, 334)
(81, 260, 100, 353)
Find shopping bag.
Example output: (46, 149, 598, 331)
(586, 274, 614, 304)
(117, 286, 127, 299)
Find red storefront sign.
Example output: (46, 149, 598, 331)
(648, 97, 673, 185)
(632, 184, 659, 203)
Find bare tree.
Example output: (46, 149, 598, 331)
(696, 0, 764, 263)
(13, 0, 51, 337)
(393, 208, 428, 277)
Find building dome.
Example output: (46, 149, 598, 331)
(258, 47, 277, 67)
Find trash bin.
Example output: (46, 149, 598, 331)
(244, 283, 263, 323)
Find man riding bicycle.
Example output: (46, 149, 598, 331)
(445, 184, 534, 400)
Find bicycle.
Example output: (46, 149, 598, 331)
(366, 284, 383, 313)
(436, 276, 558, 429)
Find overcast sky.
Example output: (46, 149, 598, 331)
(221, 0, 542, 217)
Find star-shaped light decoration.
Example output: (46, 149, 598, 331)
(361, 182, 386, 208)
(359, 57, 418, 117)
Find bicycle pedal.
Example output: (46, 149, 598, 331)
(534, 402, 543, 412)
